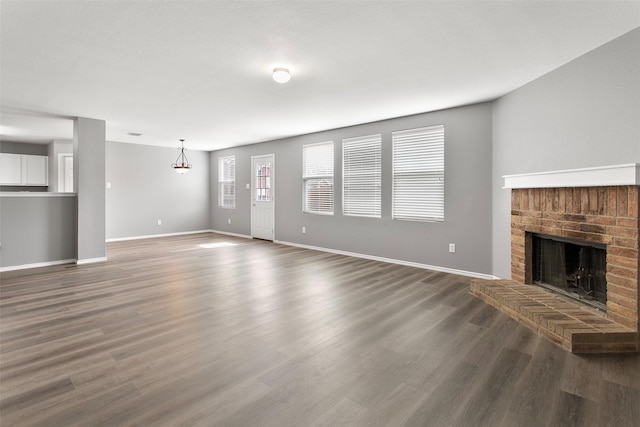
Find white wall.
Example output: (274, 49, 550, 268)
(47, 139, 73, 192)
(492, 28, 640, 278)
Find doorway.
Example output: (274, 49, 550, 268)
(251, 154, 274, 240)
(58, 153, 73, 192)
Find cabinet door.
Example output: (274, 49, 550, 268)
(23, 155, 48, 185)
(0, 153, 23, 184)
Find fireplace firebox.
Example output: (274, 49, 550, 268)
(531, 233, 607, 311)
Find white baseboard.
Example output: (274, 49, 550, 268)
(76, 257, 107, 265)
(274, 240, 498, 280)
(106, 229, 214, 243)
(0, 258, 76, 273)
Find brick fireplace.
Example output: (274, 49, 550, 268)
(471, 164, 640, 353)
(511, 185, 639, 329)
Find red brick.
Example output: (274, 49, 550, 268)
(578, 223, 607, 234)
(566, 188, 574, 213)
(607, 311, 638, 330)
(618, 187, 629, 217)
(628, 186, 639, 217)
(589, 215, 616, 226)
(581, 188, 590, 214)
(616, 217, 639, 228)
(608, 264, 638, 279)
(597, 187, 608, 215)
(606, 226, 638, 239)
(608, 293, 639, 311)
(589, 187, 599, 214)
(607, 273, 639, 290)
(608, 301, 639, 322)
(608, 186, 618, 217)
(614, 236, 639, 249)
(511, 191, 520, 210)
(608, 246, 638, 259)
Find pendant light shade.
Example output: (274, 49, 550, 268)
(172, 139, 192, 174)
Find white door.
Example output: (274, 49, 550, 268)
(251, 154, 274, 240)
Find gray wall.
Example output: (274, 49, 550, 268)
(0, 195, 77, 267)
(211, 102, 494, 275)
(0, 141, 48, 155)
(492, 28, 640, 278)
(74, 117, 106, 262)
(106, 141, 211, 239)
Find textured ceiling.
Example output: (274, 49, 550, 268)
(1, 1, 639, 151)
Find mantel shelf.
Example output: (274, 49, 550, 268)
(503, 163, 640, 189)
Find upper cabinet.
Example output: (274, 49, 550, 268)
(0, 153, 49, 186)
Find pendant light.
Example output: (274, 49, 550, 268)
(171, 139, 192, 174)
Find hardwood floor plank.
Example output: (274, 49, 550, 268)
(504, 339, 567, 426)
(549, 390, 598, 427)
(1, 233, 639, 426)
(403, 361, 479, 426)
(457, 348, 532, 426)
(597, 380, 640, 426)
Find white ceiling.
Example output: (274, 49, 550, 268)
(1, 1, 639, 151)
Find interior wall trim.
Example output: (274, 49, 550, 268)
(274, 240, 498, 280)
(76, 257, 107, 265)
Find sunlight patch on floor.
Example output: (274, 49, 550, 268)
(198, 242, 238, 249)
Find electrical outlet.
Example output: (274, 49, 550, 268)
(228, 218, 231, 224)
(157, 219, 162, 226)
(449, 243, 456, 253)
(302, 226, 306, 234)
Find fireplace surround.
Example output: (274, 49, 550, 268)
(472, 164, 640, 353)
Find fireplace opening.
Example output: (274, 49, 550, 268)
(531, 233, 607, 311)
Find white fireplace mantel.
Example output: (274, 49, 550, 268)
(503, 163, 640, 189)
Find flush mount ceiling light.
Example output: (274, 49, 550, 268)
(272, 67, 291, 83)
(171, 139, 192, 174)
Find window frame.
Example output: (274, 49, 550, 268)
(392, 125, 445, 222)
(342, 133, 382, 218)
(218, 155, 236, 209)
(302, 141, 334, 215)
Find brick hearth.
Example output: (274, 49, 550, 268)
(473, 184, 639, 353)
(470, 280, 638, 353)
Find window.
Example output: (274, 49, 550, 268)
(392, 125, 444, 222)
(218, 155, 235, 208)
(303, 141, 334, 214)
(342, 134, 381, 218)
(254, 161, 272, 202)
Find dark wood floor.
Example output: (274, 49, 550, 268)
(1, 233, 639, 426)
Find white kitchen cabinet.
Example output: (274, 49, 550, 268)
(23, 155, 48, 185)
(0, 153, 22, 184)
(0, 153, 48, 186)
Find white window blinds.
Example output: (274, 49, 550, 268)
(303, 141, 334, 215)
(342, 134, 381, 218)
(392, 125, 444, 222)
(218, 155, 235, 208)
